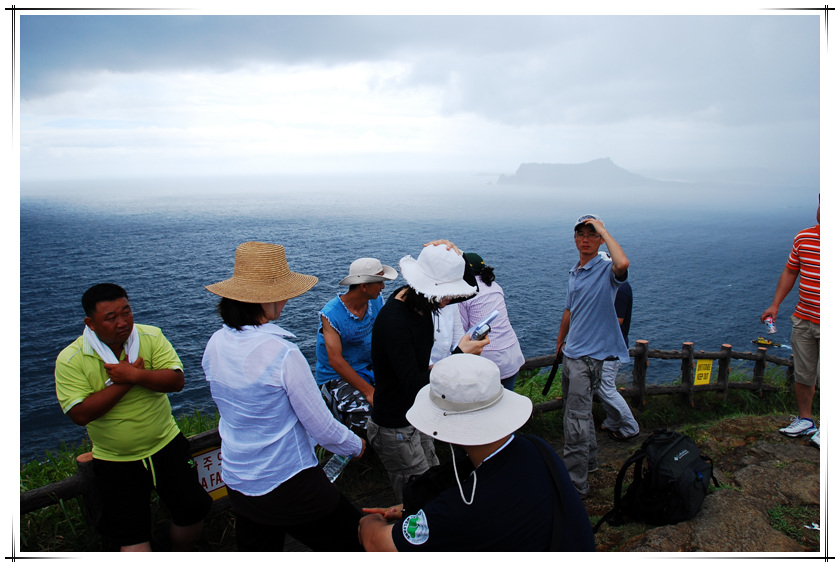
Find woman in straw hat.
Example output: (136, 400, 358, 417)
(367, 240, 489, 500)
(202, 241, 366, 552)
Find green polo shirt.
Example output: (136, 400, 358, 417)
(55, 323, 183, 461)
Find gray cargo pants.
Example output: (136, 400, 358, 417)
(366, 419, 440, 501)
(561, 354, 603, 498)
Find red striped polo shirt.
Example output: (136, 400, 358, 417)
(786, 224, 820, 324)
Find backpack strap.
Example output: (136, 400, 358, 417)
(521, 434, 566, 551)
(592, 448, 645, 534)
(700, 453, 720, 488)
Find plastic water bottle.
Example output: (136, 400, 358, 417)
(323, 454, 351, 483)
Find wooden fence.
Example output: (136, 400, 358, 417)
(523, 340, 795, 413)
(21, 339, 794, 517)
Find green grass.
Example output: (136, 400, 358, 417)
(513, 367, 564, 403)
(768, 504, 820, 549)
(20, 410, 222, 552)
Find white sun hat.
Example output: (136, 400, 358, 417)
(398, 244, 477, 303)
(406, 354, 533, 445)
(338, 257, 398, 285)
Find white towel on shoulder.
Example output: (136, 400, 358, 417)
(83, 325, 140, 385)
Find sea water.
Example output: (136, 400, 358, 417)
(19, 174, 816, 463)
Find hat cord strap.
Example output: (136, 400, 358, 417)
(450, 443, 477, 506)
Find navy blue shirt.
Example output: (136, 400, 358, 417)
(614, 281, 633, 347)
(392, 435, 595, 552)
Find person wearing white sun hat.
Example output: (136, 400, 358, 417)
(202, 241, 366, 552)
(367, 240, 488, 500)
(358, 354, 595, 552)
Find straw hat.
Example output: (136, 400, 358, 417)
(398, 244, 477, 303)
(205, 241, 318, 303)
(406, 354, 533, 446)
(338, 257, 397, 285)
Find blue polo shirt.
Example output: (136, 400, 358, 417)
(563, 255, 630, 363)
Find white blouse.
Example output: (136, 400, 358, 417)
(202, 323, 363, 496)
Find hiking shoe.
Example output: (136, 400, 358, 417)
(810, 428, 820, 448)
(779, 417, 817, 437)
(608, 430, 640, 442)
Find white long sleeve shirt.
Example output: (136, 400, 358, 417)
(203, 323, 363, 496)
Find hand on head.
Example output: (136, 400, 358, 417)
(424, 239, 461, 255)
(581, 218, 606, 235)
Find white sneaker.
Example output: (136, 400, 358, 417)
(810, 428, 820, 448)
(779, 417, 817, 437)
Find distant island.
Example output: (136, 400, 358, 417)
(497, 158, 661, 187)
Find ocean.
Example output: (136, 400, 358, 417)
(18, 174, 817, 464)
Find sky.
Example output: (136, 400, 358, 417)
(11, 1, 831, 187)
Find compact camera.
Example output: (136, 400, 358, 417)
(469, 310, 499, 341)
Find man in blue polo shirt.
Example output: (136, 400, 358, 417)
(555, 214, 630, 498)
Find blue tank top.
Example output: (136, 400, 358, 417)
(314, 294, 384, 386)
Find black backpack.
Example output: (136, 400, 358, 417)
(593, 428, 719, 533)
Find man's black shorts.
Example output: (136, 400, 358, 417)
(92, 432, 212, 547)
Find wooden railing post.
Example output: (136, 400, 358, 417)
(754, 347, 767, 396)
(681, 342, 695, 407)
(718, 344, 732, 402)
(786, 354, 796, 390)
(75, 452, 100, 527)
(632, 340, 649, 408)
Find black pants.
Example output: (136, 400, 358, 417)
(234, 493, 364, 552)
(228, 465, 364, 552)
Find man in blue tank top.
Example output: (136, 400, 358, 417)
(315, 258, 397, 431)
(555, 214, 630, 498)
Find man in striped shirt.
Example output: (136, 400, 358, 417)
(762, 199, 820, 447)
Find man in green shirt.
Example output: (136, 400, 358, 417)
(55, 283, 211, 551)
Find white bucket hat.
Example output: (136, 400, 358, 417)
(338, 257, 397, 285)
(398, 244, 477, 303)
(406, 354, 533, 445)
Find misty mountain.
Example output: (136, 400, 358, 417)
(497, 158, 662, 187)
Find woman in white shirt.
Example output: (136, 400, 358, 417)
(202, 241, 365, 552)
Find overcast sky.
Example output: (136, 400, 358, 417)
(15, 3, 829, 184)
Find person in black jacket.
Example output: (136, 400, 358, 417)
(367, 240, 488, 499)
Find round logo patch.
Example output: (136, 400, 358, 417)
(401, 509, 430, 545)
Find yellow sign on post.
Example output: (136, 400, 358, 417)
(193, 446, 228, 501)
(694, 359, 713, 386)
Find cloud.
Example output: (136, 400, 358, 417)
(18, 12, 822, 181)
